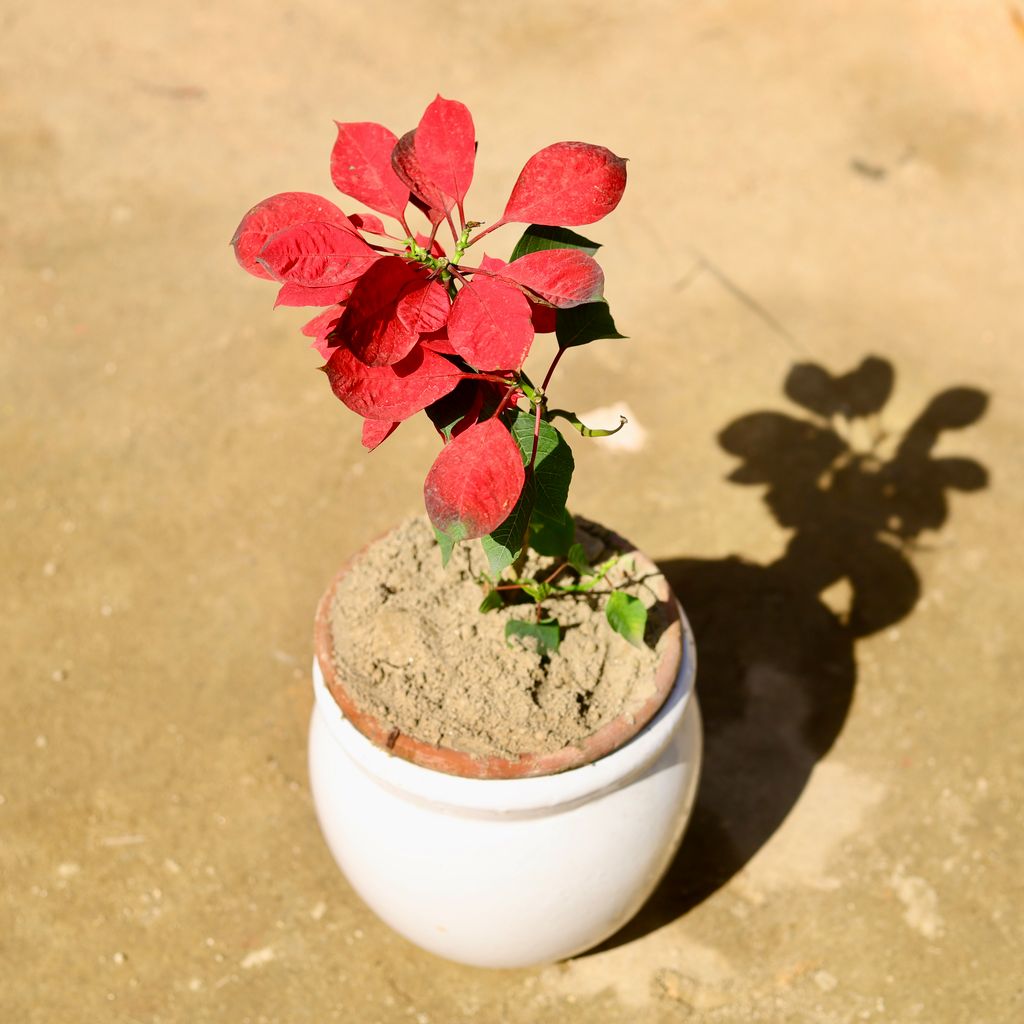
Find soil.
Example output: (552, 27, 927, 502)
(327, 516, 674, 758)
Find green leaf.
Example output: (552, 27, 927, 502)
(529, 506, 576, 556)
(482, 411, 574, 570)
(509, 410, 574, 520)
(434, 525, 456, 566)
(567, 542, 591, 575)
(510, 224, 601, 262)
(556, 299, 626, 350)
(605, 591, 648, 647)
(505, 616, 561, 657)
(480, 475, 535, 574)
(520, 581, 552, 603)
(478, 588, 504, 613)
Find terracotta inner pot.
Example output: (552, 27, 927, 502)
(313, 525, 683, 780)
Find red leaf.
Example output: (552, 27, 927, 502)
(392, 130, 454, 226)
(259, 222, 380, 288)
(274, 281, 355, 308)
(423, 419, 526, 541)
(477, 254, 506, 273)
(330, 122, 409, 219)
(420, 327, 457, 355)
(361, 418, 400, 451)
(447, 277, 534, 371)
(323, 344, 460, 421)
(503, 142, 627, 226)
(529, 300, 557, 334)
(301, 307, 343, 339)
(349, 212, 388, 236)
(333, 257, 450, 367)
(232, 192, 350, 280)
(302, 308, 344, 358)
(500, 249, 604, 308)
(414, 96, 476, 205)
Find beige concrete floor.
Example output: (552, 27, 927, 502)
(3, 2, 1022, 1021)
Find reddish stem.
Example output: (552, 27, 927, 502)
(467, 218, 506, 247)
(543, 561, 571, 586)
(492, 382, 521, 420)
(367, 243, 409, 256)
(457, 371, 516, 386)
(541, 345, 566, 394)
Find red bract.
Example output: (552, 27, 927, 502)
(335, 257, 449, 367)
(302, 308, 343, 359)
(529, 300, 557, 334)
(330, 122, 409, 219)
(391, 129, 454, 226)
(232, 191, 350, 280)
(423, 419, 525, 541)
(503, 142, 627, 226)
(323, 344, 460, 421)
(259, 222, 380, 288)
(415, 96, 475, 206)
(274, 282, 352, 308)
(448, 276, 534, 371)
(499, 249, 604, 308)
(361, 418, 400, 451)
(347, 212, 388, 236)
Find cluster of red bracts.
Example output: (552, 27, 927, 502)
(232, 96, 626, 541)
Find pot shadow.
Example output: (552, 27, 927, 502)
(593, 355, 989, 949)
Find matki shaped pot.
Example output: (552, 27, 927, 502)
(308, 526, 702, 968)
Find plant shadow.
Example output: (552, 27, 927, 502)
(593, 355, 989, 949)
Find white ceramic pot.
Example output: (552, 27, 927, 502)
(307, 606, 701, 969)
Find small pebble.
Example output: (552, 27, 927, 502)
(814, 970, 838, 992)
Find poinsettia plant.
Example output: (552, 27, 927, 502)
(232, 96, 648, 650)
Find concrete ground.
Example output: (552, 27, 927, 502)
(3, 2, 1022, 1021)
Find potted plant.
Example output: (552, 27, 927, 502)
(232, 96, 701, 968)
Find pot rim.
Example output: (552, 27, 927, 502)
(311, 626, 696, 813)
(313, 519, 693, 781)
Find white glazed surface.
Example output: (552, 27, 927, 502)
(308, 613, 701, 969)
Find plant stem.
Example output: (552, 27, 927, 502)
(541, 345, 566, 393)
(543, 561, 571, 586)
(492, 382, 521, 420)
(457, 371, 516, 386)
(529, 393, 543, 470)
(467, 218, 505, 247)
(399, 215, 413, 237)
(368, 243, 409, 256)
